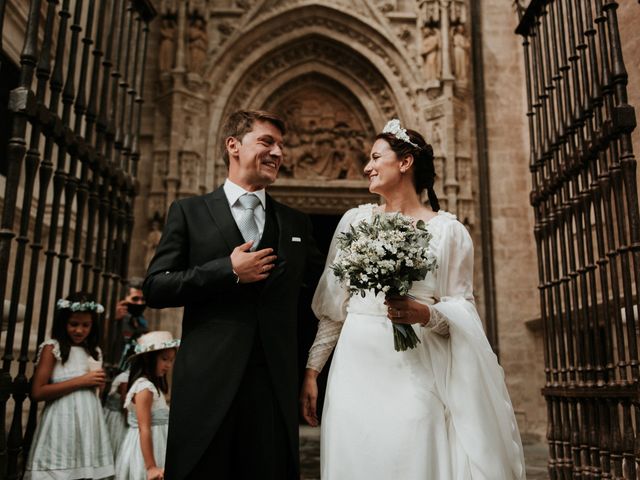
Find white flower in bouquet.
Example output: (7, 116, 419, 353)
(331, 212, 437, 351)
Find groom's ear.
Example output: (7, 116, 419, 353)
(226, 136, 241, 160)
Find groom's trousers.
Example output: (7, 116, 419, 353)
(185, 335, 292, 480)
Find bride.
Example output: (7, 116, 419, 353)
(299, 120, 526, 479)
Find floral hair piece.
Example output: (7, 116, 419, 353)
(56, 299, 105, 314)
(382, 119, 418, 148)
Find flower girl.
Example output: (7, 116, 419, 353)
(115, 331, 179, 480)
(24, 292, 114, 479)
(104, 369, 130, 458)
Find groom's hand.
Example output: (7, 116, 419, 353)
(230, 241, 277, 283)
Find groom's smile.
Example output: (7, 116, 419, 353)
(229, 119, 284, 190)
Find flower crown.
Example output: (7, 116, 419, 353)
(382, 119, 418, 148)
(56, 299, 105, 314)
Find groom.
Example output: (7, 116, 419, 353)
(143, 110, 323, 480)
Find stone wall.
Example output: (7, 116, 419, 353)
(480, 1, 546, 439)
(618, 2, 640, 189)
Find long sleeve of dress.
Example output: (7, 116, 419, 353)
(422, 217, 475, 335)
(306, 207, 364, 373)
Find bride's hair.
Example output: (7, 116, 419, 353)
(375, 130, 440, 212)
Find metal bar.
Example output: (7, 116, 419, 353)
(53, 0, 85, 303)
(68, 0, 97, 292)
(0, 0, 43, 474)
(0, 0, 6, 72)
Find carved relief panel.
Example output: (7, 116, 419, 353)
(264, 77, 374, 182)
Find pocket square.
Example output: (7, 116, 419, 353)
(291, 236, 302, 242)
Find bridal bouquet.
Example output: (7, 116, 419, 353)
(331, 212, 437, 351)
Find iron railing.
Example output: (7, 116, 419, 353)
(0, 1, 155, 477)
(516, 0, 640, 478)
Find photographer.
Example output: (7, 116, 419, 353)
(115, 278, 149, 370)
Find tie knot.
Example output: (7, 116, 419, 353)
(238, 193, 260, 211)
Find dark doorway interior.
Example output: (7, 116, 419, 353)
(297, 213, 342, 423)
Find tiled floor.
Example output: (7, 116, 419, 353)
(300, 426, 549, 479)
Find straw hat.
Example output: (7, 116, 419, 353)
(129, 331, 180, 359)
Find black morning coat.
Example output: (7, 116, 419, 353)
(143, 186, 323, 480)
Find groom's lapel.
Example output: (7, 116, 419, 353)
(203, 186, 245, 252)
(263, 195, 289, 291)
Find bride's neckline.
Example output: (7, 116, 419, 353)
(371, 204, 441, 225)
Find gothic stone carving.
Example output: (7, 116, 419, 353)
(214, 15, 414, 105)
(421, 26, 441, 83)
(278, 115, 370, 181)
(452, 25, 470, 84)
(159, 17, 176, 73)
(188, 17, 208, 76)
(223, 39, 398, 119)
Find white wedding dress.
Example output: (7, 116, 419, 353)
(308, 204, 526, 480)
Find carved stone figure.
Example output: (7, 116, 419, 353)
(420, 0, 440, 24)
(144, 218, 163, 268)
(182, 116, 200, 152)
(450, 0, 467, 25)
(158, 18, 176, 72)
(188, 18, 208, 76)
(431, 121, 443, 155)
(421, 27, 441, 82)
(453, 25, 470, 83)
(160, 0, 177, 15)
(180, 152, 198, 193)
(189, 0, 207, 17)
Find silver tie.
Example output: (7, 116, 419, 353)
(236, 193, 261, 250)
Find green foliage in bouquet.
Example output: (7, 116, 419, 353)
(331, 212, 438, 351)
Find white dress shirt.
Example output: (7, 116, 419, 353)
(223, 179, 267, 239)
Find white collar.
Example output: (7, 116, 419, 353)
(223, 178, 267, 209)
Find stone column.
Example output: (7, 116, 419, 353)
(439, 0, 454, 81)
(174, 0, 186, 73)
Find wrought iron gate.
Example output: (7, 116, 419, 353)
(516, 0, 639, 478)
(0, 0, 155, 477)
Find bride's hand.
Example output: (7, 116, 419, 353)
(300, 369, 319, 427)
(384, 295, 430, 326)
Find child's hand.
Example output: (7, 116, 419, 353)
(146, 466, 164, 479)
(82, 369, 106, 388)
